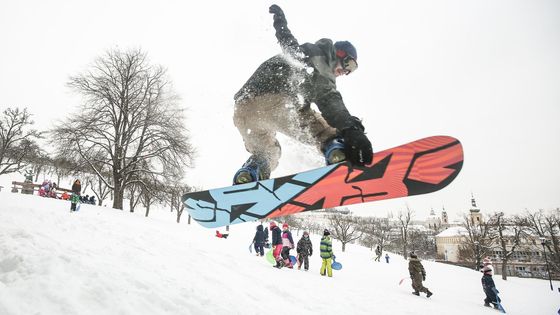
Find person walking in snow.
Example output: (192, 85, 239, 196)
(296, 231, 313, 271)
(252, 224, 266, 256)
(232, 4, 373, 185)
(320, 229, 334, 277)
(70, 179, 81, 212)
(374, 245, 382, 262)
(385, 253, 390, 264)
(480, 257, 500, 309)
(270, 221, 284, 268)
(408, 252, 433, 298)
(280, 223, 295, 268)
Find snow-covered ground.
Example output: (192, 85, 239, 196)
(0, 191, 558, 315)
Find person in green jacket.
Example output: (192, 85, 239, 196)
(232, 4, 373, 185)
(408, 252, 433, 298)
(320, 229, 334, 277)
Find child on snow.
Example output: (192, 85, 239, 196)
(296, 231, 313, 271)
(270, 221, 283, 268)
(70, 179, 81, 211)
(281, 223, 295, 268)
(320, 229, 334, 277)
(215, 230, 229, 239)
(252, 224, 266, 256)
(480, 257, 500, 309)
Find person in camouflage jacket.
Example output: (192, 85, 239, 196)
(296, 231, 313, 271)
(232, 4, 373, 185)
(408, 252, 433, 298)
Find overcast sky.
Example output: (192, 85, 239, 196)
(1, 0, 559, 220)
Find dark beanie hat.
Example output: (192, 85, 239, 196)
(334, 41, 357, 60)
(323, 229, 330, 236)
(410, 252, 418, 258)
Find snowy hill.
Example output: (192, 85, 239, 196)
(0, 192, 558, 315)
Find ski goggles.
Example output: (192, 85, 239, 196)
(336, 50, 358, 75)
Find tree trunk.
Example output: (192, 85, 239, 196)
(501, 259, 508, 280)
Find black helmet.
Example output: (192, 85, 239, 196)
(334, 41, 358, 74)
(323, 229, 330, 236)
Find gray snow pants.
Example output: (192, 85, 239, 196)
(233, 93, 337, 174)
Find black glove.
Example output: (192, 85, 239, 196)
(309, 250, 313, 256)
(269, 5, 286, 28)
(341, 128, 373, 166)
(422, 274, 426, 281)
(269, 4, 284, 15)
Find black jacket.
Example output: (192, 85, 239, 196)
(234, 9, 361, 132)
(253, 224, 266, 244)
(271, 225, 282, 246)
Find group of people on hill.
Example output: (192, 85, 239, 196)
(37, 179, 95, 207)
(249, 223, 500, 306)
(251, 222, 336, 277)
(38, 180, 61, 199)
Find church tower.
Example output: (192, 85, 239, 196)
(469, 193, 482, 225)
(441, 206, 449, 226)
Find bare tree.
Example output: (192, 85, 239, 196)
(328, 211, 362, 252)
(460, 212, 493, 269)
(0, 107, 41, 175)
(488, 212, 529, 280)
(166, 184, 193, 223)
(54, 48, 194, 210)
(397, 205, 414, 258)
(525, 208, 560, 272)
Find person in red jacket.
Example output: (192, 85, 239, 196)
(215, 230, 229, 239)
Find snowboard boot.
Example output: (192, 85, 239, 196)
(484, 302, 491, 307)
(322, 137, 346, 165)
(233, 155, 270, 185)
(412, 291, 420, 296)
(426, 290, 433, 298)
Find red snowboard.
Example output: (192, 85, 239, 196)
(183, 135, 463, 228)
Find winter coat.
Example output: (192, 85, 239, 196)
(71, 180, 81, 195)
(271, 226, 282, 246)
(282, 230, 294, 248)
(297, 235, 313, 256)
(234, 9, 359, 133)
(320, 236, 333, 259)
(253, 225, 266, 244)
(481, 274, 496, 291)
(408, 258, 426, 279)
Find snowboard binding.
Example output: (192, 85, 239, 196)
(323, 137, 346, 165)
(233, 155, 270, 185)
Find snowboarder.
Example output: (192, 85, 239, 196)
(280, 223, 295, 268)
(320, 229, 334, 277)
(296, 231, 313, 271)
(408, 252, 433, 298)
(270, 221, 284, 268)
(385, 253, 390, 264)
(232, 4, 373, 185)
(480, 257, 500, 309)
(252, 224, 266, 256)
(70, 179, 81, 212)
